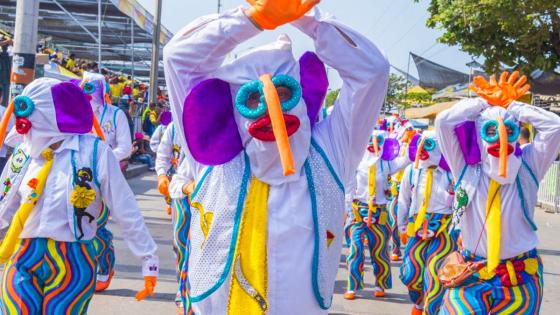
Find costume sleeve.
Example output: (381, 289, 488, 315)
(169, 158, 195, 200)
(389, 155, 412, 175)
(111, 109, 133, 162)
(96, 141, 159, 277)
(155, 126, 174, 177)
(435, 98, 488, 179)
(0, 155, 22, 236)
(292, 8, 390, 184)
(149, 125, 163, 153)
(509, 101, 560, 180)
(163, 7, 261, 151)
(397, 165, 413, 232)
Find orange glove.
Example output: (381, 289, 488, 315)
(182, 181, 196, 197)
(157, 175, 169, 196)
(469, 71, 531, 108)
(136, 276, 157, 301)
(400, 232, 408, 245)
(246, 0, 320, 30)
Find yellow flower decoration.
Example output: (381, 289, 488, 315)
(70, 186, 96, 209)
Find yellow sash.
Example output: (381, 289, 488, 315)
(412, 167, 434, 233)
(228, 177, 269, 314)
(486, 179, 502, 273)
(0, 149, 54, 263)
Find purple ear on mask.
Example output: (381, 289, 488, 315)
(515, 143, 522, 157)
(51, 82, 93, 133)
(380, 119, 388, 131)
(68, 79, 81, 86)
(439, 156, 451, 172)
(160, 111, 172, 126)
(183, 79, 242, 165)
(408, 134, 421, 162)
(381, 138, 400, 161)
(299, 52, 328, 128)
(454, 121, 481, 165)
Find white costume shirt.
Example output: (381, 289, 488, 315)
(155, 122, 183, 177)
(354, 152, 409, 206)
(95, 104, 132, 162)
(163, 7, 389, 315)
(0, 135, 158, 276)
(397, 164, 454, 231)
(150, 124, 166, 153)
(436, 99, 560, 259)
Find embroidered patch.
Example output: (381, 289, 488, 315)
(71, 167, 96, 240)
(326, 230, 335, 248)
(0, 178, 11, 201)
(10, 148, 28, 173)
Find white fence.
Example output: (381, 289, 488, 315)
(538, 161, 560, 213)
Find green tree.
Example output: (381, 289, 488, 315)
(417, 0, 560, 74)
(385, 73, 407, 112)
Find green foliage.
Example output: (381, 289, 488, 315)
(385, 73, 407, 111)
(325, 89, 340, 108)
(417, 0, 560, 74)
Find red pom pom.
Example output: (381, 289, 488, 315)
(15, 117, 32, 134)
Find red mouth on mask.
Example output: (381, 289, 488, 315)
(248, 114, 300, 142)
(487, 143, 514, 158)
(419, 149, 430, 161)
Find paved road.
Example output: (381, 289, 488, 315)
(88, 173, 560, 314)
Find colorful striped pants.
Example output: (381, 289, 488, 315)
(399, 213, 456, 315)
(439, 249, 543, 315)
(172, 198, 191, 300)
(346, 203, 392, 291)
(1, 238, 97, 315)
(93, 204, 115, 278)
(388, 196, 401, 258)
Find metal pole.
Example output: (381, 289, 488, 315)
(130, 17, 134, 85)
(10, 0, 39, 99)
(98, 0, 102, 72)
(148, 0, 162, 105)
(404, 52, 411, 106)
(217, 0, 222, 14)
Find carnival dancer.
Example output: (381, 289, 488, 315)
(0, 78, 159, 314)
(154, 113, 191, 313)
(397, 131, 456, 315)
(344, 130, 410, 300)
(435, 71, 560, 314)
(163, 0, 390, 313)
(387, 120, 415, 261)
(150, 111, 172, 153)
(78, 72, 134, 292)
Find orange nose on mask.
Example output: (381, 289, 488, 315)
(0, 100, 14, 151)
(259, 74, 295, 176)
(496, 116, 508, 178)
(414, 137, 426, 169)
(372, 136, 380, 156)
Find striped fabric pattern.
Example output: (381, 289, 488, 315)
(346, 205, 392, 291)
(399, 213, 456, 315)
(1, 238, 96, 315)
(388, 196, 401, 257)
(440, 253, 543, 315)
(93, 204, 115, 277)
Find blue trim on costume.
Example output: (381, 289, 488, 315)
(522, 159, 539, 187)
(112, 107, 121, 127)
(453, 164, 469, 191)
(516, 175, 538, 231)
(304, 160, 330, 310)
(310, 138, 344, 192)
(92, 137, 101, 188)
(190, 153, 251, 302)
(191, 166, 214, 200)
(99, 104, 108, 126)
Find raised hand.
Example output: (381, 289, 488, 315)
(469, 71, 531, 108)
(246, 0, 320, 30)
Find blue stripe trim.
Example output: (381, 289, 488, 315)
(516, 175, 538, 231)
(93, 137, 101, 188)
(522, 159, 539, 187)
(304, 160, 330, 310)
(113, 107, 121, 127)
(310, 138, 344, 192)
(191, 153, 251, 302)
(191, 166, 214, 200)
(453, 164, 469, 191)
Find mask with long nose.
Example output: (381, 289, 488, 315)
(79, 72, 110, 113)
(407, 131, 450, 171)
(178, 35, 329, 185)
(478, 106, 522, 184)
(0, 78, 94, 158)
(361, 130, 401, 167)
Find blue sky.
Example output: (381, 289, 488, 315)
(139, 0, 478, 88)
